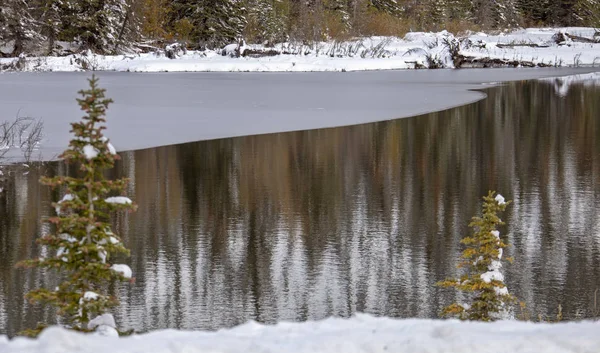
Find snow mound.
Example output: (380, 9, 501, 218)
(1, 315, 599, 353)
(110, 264, 132, 279)
(105, 197, 132, 205)
(83, 145, 99, 159)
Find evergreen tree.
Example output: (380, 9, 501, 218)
(169, 0, 247, 49)
(516, 0, 549, 24)
(370, 0, 402, 16)
(437, 191, 515, 321)
(245, 0, 288, 44)
(493, 0, 520, 28)
(17, 76, 136, 336)
(426, 0, 448, 30)
(446, 0, 473, 23)
(38, 0, 63, 54)
(61, 0, 134, 53)
(575, 0, 600, 26)
(0, 0, 41, 56)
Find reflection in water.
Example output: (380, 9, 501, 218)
(1, 80, 599, 336)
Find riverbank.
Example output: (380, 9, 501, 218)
(1, 28, 599, 73)
(1, 315, 599, 353)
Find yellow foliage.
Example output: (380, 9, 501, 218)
(436, 191, 516, 321)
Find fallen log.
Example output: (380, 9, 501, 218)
(496, 43, 550, 48)
(565, 33, 600, 44)
(242, 48, 282, 58)
(454, 54, 553, 68)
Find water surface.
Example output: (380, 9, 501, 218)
(1, 78, 599, 336)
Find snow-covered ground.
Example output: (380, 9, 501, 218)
(1, 27, 599, 73)
(1, 315, 599, 353)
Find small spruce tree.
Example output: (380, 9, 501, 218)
(437, 191, 515, 321)
(18, 76, 136, 336)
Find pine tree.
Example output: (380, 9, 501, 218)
(516, 0, 549, 25)
(493, 0, 520, 28)
(0, 0, 41, 56)
(37, 0, 63, 54)
(17, 76, 136, 336)
(437, 191, 515, 321)
(169, 0, 247, 49)
(61, 0, 133, 53)
(245, 0, 288, 44)
(370, 0, 402, 16)
(446, 0, 473, 23)
(573, 0, 600, 26)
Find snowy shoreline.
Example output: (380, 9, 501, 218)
(1, 27, 600, 73)
(1, 315, 599, 353)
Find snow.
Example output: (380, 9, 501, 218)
(88, 314, 119, 337)
(494, 286, 510, 296)
(2, 28, 600, 72)
(98, 236, 119, 245)
(105, 196, 132, 205)
(83, 144, 99, 159)
(110, 264, 132, 279)
(55, 194, 74, 215)
(88, 314, 116, 330)
(1, 315, 600, 353)
(101, 136, 117, 155)
(83, 292, 99, 301)
(495, 194, 506, 205)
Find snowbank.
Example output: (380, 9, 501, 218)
(1, 27, 599, 73)
(1, 315, 599, 353)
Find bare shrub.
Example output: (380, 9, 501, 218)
(0, 115, 44, 163)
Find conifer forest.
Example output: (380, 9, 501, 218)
(1, 0, 600, 56)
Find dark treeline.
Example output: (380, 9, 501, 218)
(1, 0, 599, 56)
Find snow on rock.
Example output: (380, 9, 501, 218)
(2, 315, 600, 353)
(83, 145, 99, 159)
(110, 264, 132, 279)
(105, 197, 132, 205)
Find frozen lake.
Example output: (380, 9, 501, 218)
(2, 73, 600, 336)
(0, 68, 598, 161)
